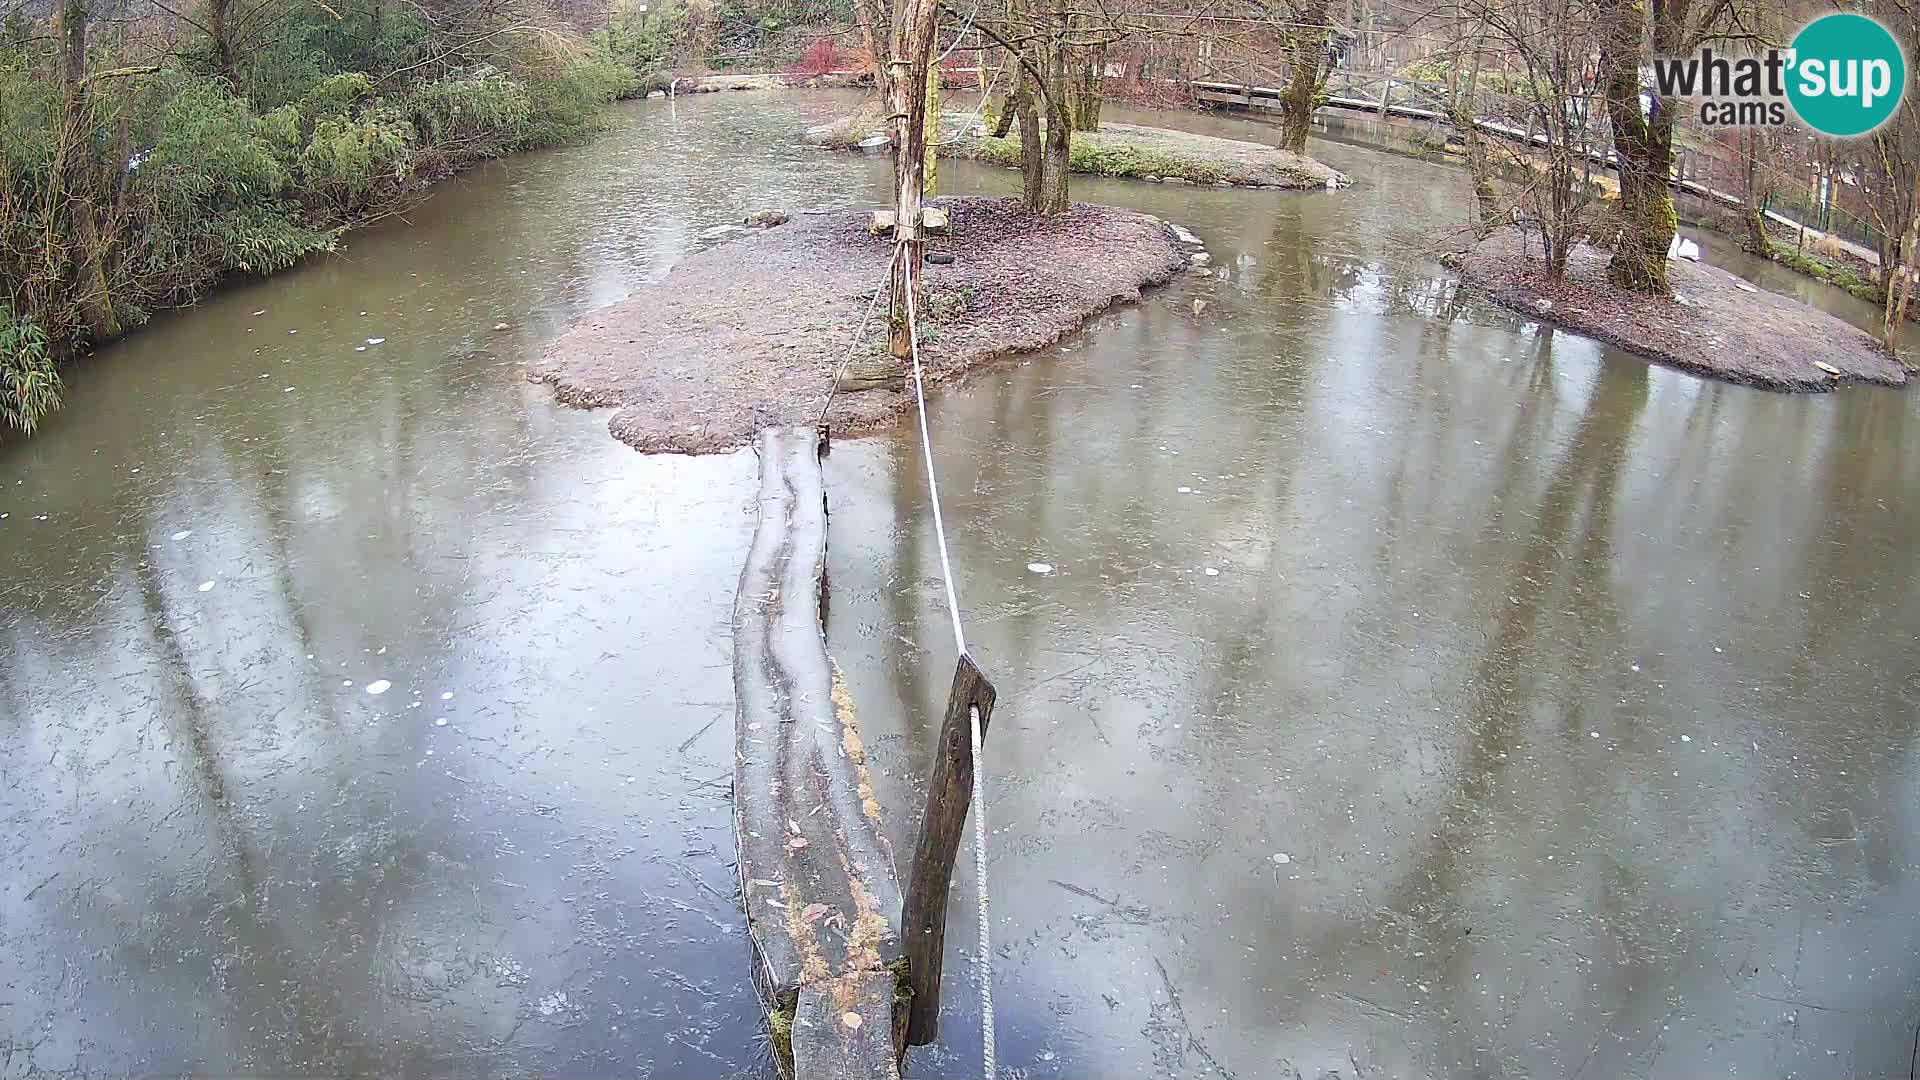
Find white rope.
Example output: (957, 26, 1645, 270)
(936, 0, 983, 66)
(966, 701, 994, 1078)
(818, 244, 904, 427)
(938, 64, 1003, 146)
(903, 262, 967, 658)
(903, 259, 995, 1080)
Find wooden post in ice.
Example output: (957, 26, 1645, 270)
(900, 653, 996, 1045)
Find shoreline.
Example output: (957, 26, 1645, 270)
(531, 197, 1196, 453)
(1458, 227, 1909, 392)
(803, 112, 1349, 190)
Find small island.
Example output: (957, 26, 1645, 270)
(1460, 227, 1909, 392)
(805, 112, 1348, 190)
(531, 197, 1197, 453)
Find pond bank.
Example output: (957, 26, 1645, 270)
(531, 196, 1190, 453)
(804, 112, 1347, 189)
(1458, 226, 1909, 391)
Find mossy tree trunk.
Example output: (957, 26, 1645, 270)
(1069, 39, 1103, 131)
(986, 46, 1013, 136)
(1016, 72, 1044, 208)
(1597, 0, 1675, 294)
(1462, 125, 1500, 238)
(924, 57, 939, 196)
(1035, 0, 1071, 212)
(1278, 0, 1331, 155)
(989, 86, 1014, 137)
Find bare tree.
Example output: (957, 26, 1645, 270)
(1861, 0, 1920, 343)
(1453, 0, 1606, 276)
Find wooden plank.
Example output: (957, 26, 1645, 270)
(732, 425, 905, 1078)
(793, 973, 906, 1080)
(901, 653, 997, 1046)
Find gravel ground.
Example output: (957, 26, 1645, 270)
(1460, 227, 1909, 392)
(530, 197, 1188, 453)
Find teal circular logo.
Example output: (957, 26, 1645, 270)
(1786, 13, 1907, 137)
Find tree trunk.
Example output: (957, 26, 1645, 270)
(58, 0, 87, 86)
(885, 0, 939, 358)
(208, 0, 236, 81)
(1017, 68, 1043, 209)
(985, 45, 1013, 137)
(1450, 21, 1498, 238)
(1278, 0, 1331, 154)
(1886, 172, 1920, 346)
(924, 57, 939, 196)
(854, 0, 889, 96)
(1596, 0, 1674, 294)
(1740, 131, 1772, 256)
(1034, 0, 1071, 213)
(1463, 126, 1499, 238)
(54, 0, 120, 342)
(1069, 40, 1104, 131)
(990, 78, 1016, 138)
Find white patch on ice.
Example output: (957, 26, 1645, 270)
(440, 691, 453, 700)
(1204, 567, 1220, 577)
(1177, 486, 1193, 494)
(435, 717, 448, 727)
(171, 530, 192, 541)
(1027, 562, 1054, 574)
(536, 992, 570, 1016)
(365, 679, 391, 695)
(1271, 852, 1290, 864)
(1589, 731, 1600, 738)
(197, 580, 215, 592)
(1680, 734, 1691, 742)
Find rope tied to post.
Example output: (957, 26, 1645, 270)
(901, 253, 998, 1080)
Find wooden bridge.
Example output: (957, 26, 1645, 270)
(732, 425, 995, 1080)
